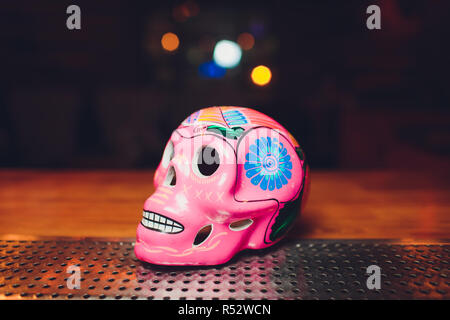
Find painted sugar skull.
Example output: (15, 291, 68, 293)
(135, 106, 309, 265)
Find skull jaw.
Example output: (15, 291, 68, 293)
(134, 211, 283, 266)
(135, 223, 239, 266)
(134, 241, 235, 266)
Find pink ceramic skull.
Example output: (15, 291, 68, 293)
(135, 106, 309, 266)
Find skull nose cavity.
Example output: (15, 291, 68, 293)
(193, 224, 213, 246)
(229, 219, 253, 231)
(163, 166, 177, 186)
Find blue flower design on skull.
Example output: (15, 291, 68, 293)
(244, 137, 292, 191)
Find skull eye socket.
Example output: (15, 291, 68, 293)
(193, 146, 220, 177)
(161, 141, 174, 168)
(163, 166, 177, 186)
(193, 224, 213, 246)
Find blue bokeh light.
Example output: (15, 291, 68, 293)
(198, 61, 227, 78)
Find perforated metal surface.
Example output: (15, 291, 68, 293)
(0, 239, 448, 300)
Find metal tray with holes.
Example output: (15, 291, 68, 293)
(0, 238, 448, 300)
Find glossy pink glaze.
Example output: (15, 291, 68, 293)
(135, 106, 309, 265)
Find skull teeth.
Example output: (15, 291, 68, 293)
(141, 210, 183, 234)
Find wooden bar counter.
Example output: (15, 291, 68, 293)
(0, 170, 448, 240)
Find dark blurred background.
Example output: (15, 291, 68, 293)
(0, 0, 449, 169)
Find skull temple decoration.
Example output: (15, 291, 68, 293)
(135, 106, 309, 265)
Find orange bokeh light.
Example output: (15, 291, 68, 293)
(237, 32, 255, 50)
(161, 32, 180, 52)
(251, 65, 272, 86)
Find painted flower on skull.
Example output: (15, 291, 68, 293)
(244, 137, 292, 191)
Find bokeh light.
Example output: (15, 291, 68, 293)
(237, 32, 255, 50)
(173, 1, 199, 22)
(251, 65, 272, 86)
(198, 61, 226, 78)
(186, 47, 205, 65)
(161, 32, 180, 52)
(213, 40, 242, 69)
(250, 20, 265, 38)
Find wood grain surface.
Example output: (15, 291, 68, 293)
(0, 170, 448, 240)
